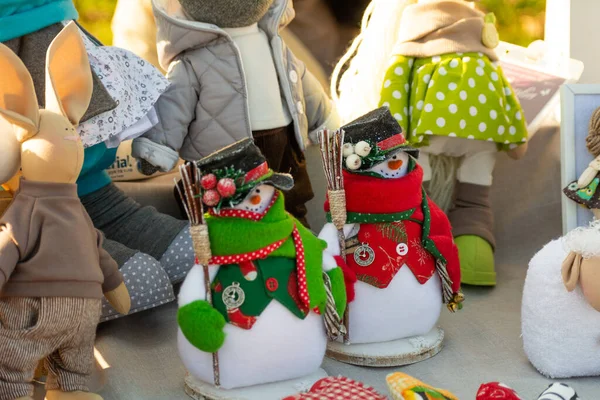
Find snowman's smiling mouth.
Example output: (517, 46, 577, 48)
(377, 169, 403, 178)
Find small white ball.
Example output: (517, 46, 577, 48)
(342, 143, 355, 157)
(345, 154, 362, 170)
(354, 141, 372, 157)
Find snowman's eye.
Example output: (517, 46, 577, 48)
(256, 189, 261, 194)
(392, 155, 397, 159)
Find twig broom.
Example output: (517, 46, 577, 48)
(175, 163, 220, 387)
(317, 129, 350, 343)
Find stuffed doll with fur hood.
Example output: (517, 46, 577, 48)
(0, 0, 196, 321)
(132, 0, 340, 226)
(334, 0, 528, 286)
(0, 23, 130, 400)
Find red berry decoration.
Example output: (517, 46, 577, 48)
(217, 178, 236, 198)
(201, 174, 217, 190)
(202, 189, 221, 207)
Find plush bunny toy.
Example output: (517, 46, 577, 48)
(0, 22, 130, 400)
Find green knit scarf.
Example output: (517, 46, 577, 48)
(205, 193, 328, 311)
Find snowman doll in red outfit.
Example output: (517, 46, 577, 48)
(319, 107, 463, 366)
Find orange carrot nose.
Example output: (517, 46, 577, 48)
(388, 160, 403, 170)
(250, 195, 262, 205)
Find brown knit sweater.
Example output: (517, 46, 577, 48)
(0, 179, 123, 298)
(394, 0, 499, 61)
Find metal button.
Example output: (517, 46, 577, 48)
(396, 243, 409, 256)
(289, 70, 298, 83)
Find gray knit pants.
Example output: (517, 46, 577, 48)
(80, 183, 194, 320)
(80, 183, 187, 265)
(0, 298, 101, 400)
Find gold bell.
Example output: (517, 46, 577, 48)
(447, 292, 465, 313)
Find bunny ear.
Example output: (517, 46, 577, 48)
(45, 22, 93, 126)
(562, 251, 582, 292)
(0, 42, 40, 141)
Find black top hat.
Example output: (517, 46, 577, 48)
(342, 107, 419, 160)
(195, 138, 293, 208)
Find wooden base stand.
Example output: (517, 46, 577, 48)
(183, 368, 328, 400)
(326, 327, 444, 367)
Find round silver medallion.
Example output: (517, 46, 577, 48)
(222, 282, 245, 310)
(354, 242, 375, 267)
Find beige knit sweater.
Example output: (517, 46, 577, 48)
(394, 0, 498, 61)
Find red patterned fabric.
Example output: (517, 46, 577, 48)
(244, 161, 269, 183)
(291, 226, 309, 309)
(282, 376, 386, 400)
(378, 132, 406, 151)
(476, 382, 522, 400)
(326, 165, 460, 293)
(207, 238, 286, 265)
(346, 219, 436, 288)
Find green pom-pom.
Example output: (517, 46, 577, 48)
(178, 300, 226, 353)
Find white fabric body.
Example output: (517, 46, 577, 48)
(319, 223, 442, 344)
(178, 265, 327, 389)
(419, 136, 497, 186)
(522, 238, 600, 378)
(224, 24, 292, 131)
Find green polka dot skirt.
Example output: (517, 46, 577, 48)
(379, 52, 528, 151)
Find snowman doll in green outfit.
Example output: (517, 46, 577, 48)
(335, 0, 528, 286)
(177, 139, 348, 393)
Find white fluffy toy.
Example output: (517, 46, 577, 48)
(523, 220, 600, 378)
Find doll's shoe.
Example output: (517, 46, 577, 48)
(455, 235, 496, 286)
(45, 391, 102, 400)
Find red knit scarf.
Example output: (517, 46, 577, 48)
(325, 164, 425, 220)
